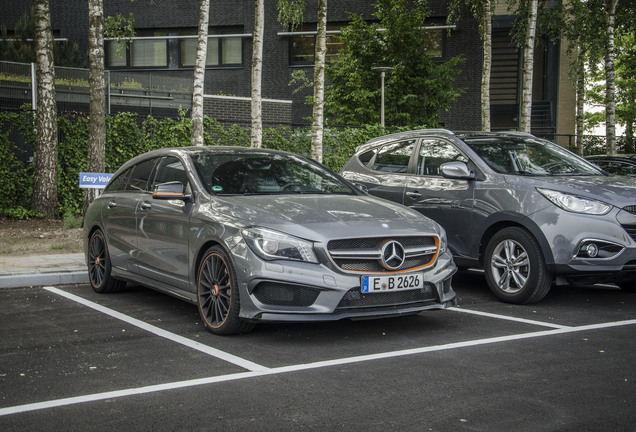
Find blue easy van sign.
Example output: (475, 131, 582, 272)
(79, 172, 114, 189)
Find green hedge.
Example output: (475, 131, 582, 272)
(0, 109, 392, 219)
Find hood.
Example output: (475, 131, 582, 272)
(207, 194, 441, 241)
(504, 174, 636, 207)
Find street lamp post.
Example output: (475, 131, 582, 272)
(372, 66, 394, 127)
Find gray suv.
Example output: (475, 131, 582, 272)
(341, 129, 636, 303)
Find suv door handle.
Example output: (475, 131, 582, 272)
(107, 201, 117, 208)
(405, 191, 421, 199)
(140, 202, 152, 210)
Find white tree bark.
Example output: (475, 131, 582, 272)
(519, 0, 538, 133)
(311, 0, 327, 163)
(86, 0, 106, 211)
(481, 0, 492, 131)
(32, 0, 59, 219)
(251, 0, 264, 148)
(191, 0, 210, 147)
(575, 43, 586, 156)
(604, 0, 618, 154)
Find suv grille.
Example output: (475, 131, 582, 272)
(624, 205, 636, 215)
(621, 224, 636, 242)
(327, 236, 439, 273)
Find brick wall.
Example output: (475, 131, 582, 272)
(203, 95, 292, 126)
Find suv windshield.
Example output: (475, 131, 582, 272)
(191, 151, 357, 195)
(461, 136, 603, 176)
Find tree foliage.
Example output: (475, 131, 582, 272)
(0, 7, 85, 67)
(0, 110, 396, 218)
(326, 0, 464, 127)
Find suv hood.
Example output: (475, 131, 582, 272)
(504, 174, 636, 207)
(209, 194, 442, 241)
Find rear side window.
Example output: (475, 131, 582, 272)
(104, 168, 132, 193)
(372, 140, 416, 173)
(358, 149, 377, 167)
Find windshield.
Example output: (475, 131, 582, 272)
(461, 136, 604, 176)
(191, 151, 358, 195)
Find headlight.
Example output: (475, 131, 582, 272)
(537, 188, 612, 215)
(438, 228, 448, 255)
(242, 227, 318, 263)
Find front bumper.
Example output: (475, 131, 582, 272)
(544, 206, 636, 285)
(235, 249, 457, 322)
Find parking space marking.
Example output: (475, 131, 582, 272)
(2, 317, 636, 417)
(448, 306, 571, 329)
(43, 286, 269, 373)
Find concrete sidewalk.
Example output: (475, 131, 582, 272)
(0, 253, 88, 289)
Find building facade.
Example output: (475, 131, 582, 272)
(1, 0, 574, 138)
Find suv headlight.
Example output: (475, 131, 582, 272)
(537, 188, 612, 215)
(242, 227, 318, 263)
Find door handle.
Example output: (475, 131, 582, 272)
(140, 202, 152, 210)
(405, 191, 421, 199)
(107, 201, 117, 208)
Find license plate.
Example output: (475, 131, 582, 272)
(361, 274, 423, 293)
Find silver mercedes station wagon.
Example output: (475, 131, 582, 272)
(84, 147, 457, 335)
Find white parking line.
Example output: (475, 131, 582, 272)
(3, 317, 636, 417)
(43, 286, 269, 373)
(448, 306, 571, 329)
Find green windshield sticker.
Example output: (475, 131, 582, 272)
(212, 185, 223, 192)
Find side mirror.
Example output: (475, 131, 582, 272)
(354, 183, 368, 194)
(440, 161, 475, 180)
(153, 181, 191, 201)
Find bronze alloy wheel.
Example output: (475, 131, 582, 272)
(197, 246, 253, 335)
(88, 229, 125, 293)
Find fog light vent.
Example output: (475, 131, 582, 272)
(575, 240, 624, 259)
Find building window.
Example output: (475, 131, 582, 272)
(106, 28, 243, 69)
(179, 29, 242, 67)
(290, 24, 345, 65)
(425, 26, 444, 59)
(131, 31, 168, 67)
(287, 22, 445, 66)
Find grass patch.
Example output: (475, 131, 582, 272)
(63, 212, 83, 229)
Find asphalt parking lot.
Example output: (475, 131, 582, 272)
(1, 270, 635, 431)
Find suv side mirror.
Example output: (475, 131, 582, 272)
(354, 183, 368, 194)
(441, 161, 475, 180)
(153, 181, 191, 201)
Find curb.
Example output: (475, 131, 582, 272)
(0, 271, 89, 289)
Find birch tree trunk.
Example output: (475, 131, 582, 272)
(481, 0, 492, 131)
(32, 0, 59, 219)
(251, 0, 264, 148)
(519, 0, 538, 133)
(575, 43, 586, 156)
(86, 0, 106, 212)
(311, 0, 327, 163)
(191, 0, 210, 147)
(604, 0, 618, 155)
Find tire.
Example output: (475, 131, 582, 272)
(483, 227, 552, 304)
(197, 246, 253, 335)
(88, 229, 126, 293)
